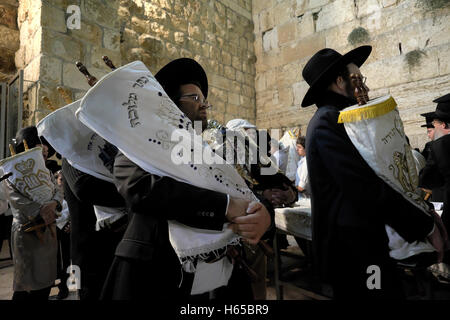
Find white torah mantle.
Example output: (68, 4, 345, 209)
(76, 60, 258, 294)
(338, 95, 435, 260)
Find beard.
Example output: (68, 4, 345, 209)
(345, 81, 358, 104)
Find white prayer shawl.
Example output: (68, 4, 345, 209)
(279, 130, 300, 181)
(0, 147, 54, 205)
(36, 101, 128, 229)
(338, 95, 435, 260)
(76, 61, 257, 294)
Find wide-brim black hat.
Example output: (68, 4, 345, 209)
(13, 126, 41, 154)
(433, 93, 450, 122)
(301, 46, 372, 107)
(155, 58, 208, 102)
(420, 111, 435, 128)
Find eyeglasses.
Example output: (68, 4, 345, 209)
(361, 76, 367, 84)
(179, 93, 213, 109)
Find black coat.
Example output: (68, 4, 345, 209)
(419, 134, 450, 234)
(61, 159, 126, 300)
(306, 91, 434, 285)
(101, 151, 238, 300)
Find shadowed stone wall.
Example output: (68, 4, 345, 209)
(253, 0, 450, 150)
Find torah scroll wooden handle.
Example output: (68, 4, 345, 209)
(75, 61, 98, 86)
(57, 86, 73, 104)
(102, 56, 117, 70)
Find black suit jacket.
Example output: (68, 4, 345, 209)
(306, 91, 434, 280)
(112, 151, 229, 262)
(419, 134, 450, 231)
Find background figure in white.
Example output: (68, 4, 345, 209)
(295, 136, 310, 202)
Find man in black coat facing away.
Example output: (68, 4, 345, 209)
(419, 93, 450, 263)
(101, 58, 272, 301)
(301, 46, 444, 299)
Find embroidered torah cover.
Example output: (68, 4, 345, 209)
(338, 95, 435, 260)
(0, 147, 54, 204)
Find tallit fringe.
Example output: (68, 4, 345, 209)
(338, 96, 397, 123)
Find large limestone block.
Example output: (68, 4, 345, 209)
(273, 0, 294, 26)
(253, 0, 275, 15)
(90, 46, 121, 70)
(0, 3, 17, 29)
(39, 55, 63, 85)
(67, 19, 102, 44)
(262, 27, 278, 52)
(62, 62, 91, 91)
(0, 24, 19, 51)
(138, 34, 163, 53)
(0, 48, 15, 75)
(292, 80, 309, 106)
(281, 33, 325, 64)
(316, 0, 355, 32)
(259, 8, 275, 33)
(82, 0, 119, 28)
(41, 3, 66, 33)
(278, 21, 297, 45)
(42, 30, 83, 62)
(104, 28, 121, 51)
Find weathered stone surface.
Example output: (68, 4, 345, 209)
(67, 19, 102, 44)
(42, 30, 83, 62)
(316, 0, 355, 32)
(90, 46, 121, 70)
(281, 33, 326, 64)
(0, 4, 17, 29)
(0, 24, 19, 51)
(104, 28, 121, 51)
(82, 0, 119, 28)
(39, 55, 62, 85)
(62, 62, 91, 91)
(138, 34, 163, 53)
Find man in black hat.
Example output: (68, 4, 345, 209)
(419, 112, 445, 202)
(420, 93, 450, 262)
(302, 46, 441, 299)
(101, 58, 271, 301)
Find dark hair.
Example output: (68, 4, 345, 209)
(324, 64, 351, 89)
(296, 136, 306, 148)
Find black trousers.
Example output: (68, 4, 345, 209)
(330, 226, 405, 300)
(56, 227, 71, 292)
(12, 286, 52, 301)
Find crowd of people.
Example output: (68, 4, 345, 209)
(0, 44, 449, 301)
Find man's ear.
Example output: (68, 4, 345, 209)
(335, 76, 346, 90)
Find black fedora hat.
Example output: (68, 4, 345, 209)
(13, 126, 41, 154)
(420, 111, 435, 128)
(301, 45, 372, 107)
(155, 58, 208, 102)
(433, 93, 450, 123)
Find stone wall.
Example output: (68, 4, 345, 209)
(0, 0, 19, 82)
(118, 0, 256, 125)
(14, 0, 256, 127)
(252, 0, 450, 150)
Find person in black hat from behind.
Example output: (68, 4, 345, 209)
(419, 112, 445, 202)
(420, 93, 450, 262)
(302, 46, 441, 299)
(101, 58, 271, 301)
